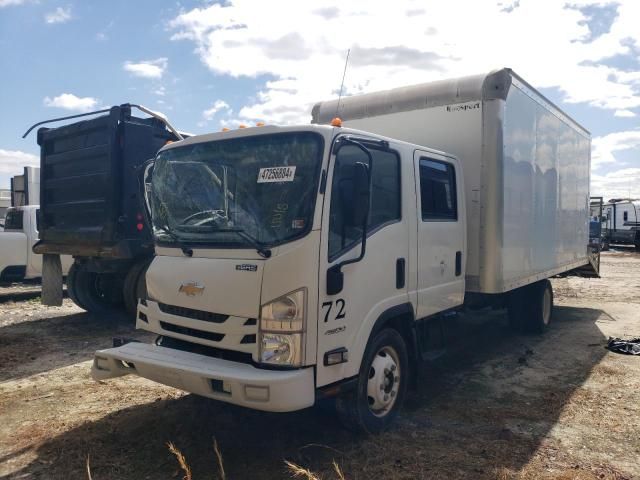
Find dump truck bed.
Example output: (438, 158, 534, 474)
(34, 105, 174, 258)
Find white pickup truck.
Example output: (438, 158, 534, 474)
(0, 205, 72, 284)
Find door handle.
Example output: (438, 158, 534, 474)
(455, 251, 462, 276)
(396, 258, 406, 289)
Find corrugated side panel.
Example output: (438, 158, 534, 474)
(500, 83, 591, 291)
(39, 113, 118, 246)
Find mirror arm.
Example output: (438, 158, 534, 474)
(337, 138, 372, 270)
(137, 158, 155, 228)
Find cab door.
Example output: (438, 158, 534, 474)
(413, 152, 465, 318)
(316, 138, 410, 387)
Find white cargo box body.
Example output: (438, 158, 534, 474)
(312, 68, 591, 294)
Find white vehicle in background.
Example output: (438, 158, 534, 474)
(92, 69, 597, 432)
(0, 205, 72, 283)
(603, 199, 640, 248)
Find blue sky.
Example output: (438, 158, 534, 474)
(1, 0, 639, 198)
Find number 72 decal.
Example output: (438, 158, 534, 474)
(322, 299, 346, 323)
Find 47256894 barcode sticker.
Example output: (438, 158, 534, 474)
(257, 166, 296, 183)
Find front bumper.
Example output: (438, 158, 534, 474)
(92, 342, 315, 412)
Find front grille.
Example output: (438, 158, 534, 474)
(158, 303, 229, 323)
(160, 321, 225, 342)
(157, 336, 254, 365)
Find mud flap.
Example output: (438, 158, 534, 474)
(42, 253, 63, 306)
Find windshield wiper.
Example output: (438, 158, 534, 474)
(156, 225, 194, 257)
(218, 228, 272, 258)
(174, 225, 272, 258)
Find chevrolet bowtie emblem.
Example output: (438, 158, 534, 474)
(179, 282, 205, 296)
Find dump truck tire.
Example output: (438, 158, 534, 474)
(122, 259, 151, 316)
(73, 266, 123, 314)
(66, 263, 87, 310)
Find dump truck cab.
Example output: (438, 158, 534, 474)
(93, 123, 465, 430)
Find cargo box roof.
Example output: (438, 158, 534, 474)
(312, 68, 589, 137)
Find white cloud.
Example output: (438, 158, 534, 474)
(202, 100, 231, 121)
(0, 0, 27, 7)
(591, 129, 640, 168)
(168, 0, 640, 126)
(123, 58, 168, 79)
(592, 168, 640, 200)
(0, 149, 38, 176)
(45, 6, 71, 24)
(614, 109, 636, 118)
(43, 93, 99, 112)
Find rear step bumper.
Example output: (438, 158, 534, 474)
(92, 343, 315, 412)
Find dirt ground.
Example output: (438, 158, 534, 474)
(1, 250, 639, 480)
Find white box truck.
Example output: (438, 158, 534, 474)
(92, 68, 596, 432)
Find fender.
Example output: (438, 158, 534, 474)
(345, 301, 417, 378)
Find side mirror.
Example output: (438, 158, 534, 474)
(326, 264, 344, 296)
(340, 161, 370, 228)
(140, 159, 155, 224)
(327, 160, 371, 296)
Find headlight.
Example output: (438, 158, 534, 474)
(260, 333, 304, 366)
(260, 288, 306, 332)
(259, 288, 306, 366)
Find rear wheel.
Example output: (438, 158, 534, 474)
(65, 262, 87, 310)
(336, 328, 408, 433)
(507, 279, 553, 334)
(122, 259, 151, 316)
(73, 265, 123, 314)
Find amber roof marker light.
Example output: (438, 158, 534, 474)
(330, 117, 343, 127)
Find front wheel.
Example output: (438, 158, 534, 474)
(336, 328, 409, 433)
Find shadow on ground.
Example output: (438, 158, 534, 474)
(0, 310, 136, 383)
(2, 304, 611, 479)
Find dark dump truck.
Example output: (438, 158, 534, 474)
(24, 104, 183, 315)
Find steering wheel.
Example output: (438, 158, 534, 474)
(180, 209, 227, 226)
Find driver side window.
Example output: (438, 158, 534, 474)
(328, 144, 401, 261)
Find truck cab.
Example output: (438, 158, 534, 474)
(0, 205, 72, 283)
(93, 124, 465, 431)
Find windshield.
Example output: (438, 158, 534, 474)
(150, 132, 324, 248)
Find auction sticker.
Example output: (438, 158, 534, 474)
(257, 166, 296, 183)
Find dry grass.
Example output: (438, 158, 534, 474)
(86, 455, 92, 480)
(167, 442, 193, 480)
(213, 438, 226, 480)
(285, 460, 321, 480)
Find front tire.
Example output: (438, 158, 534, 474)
(336, 328, 409, 433)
